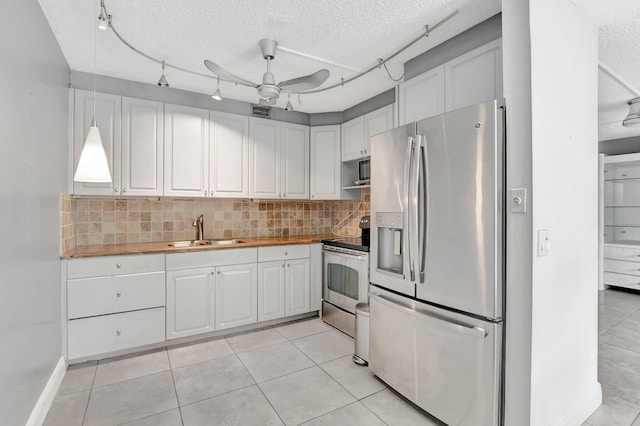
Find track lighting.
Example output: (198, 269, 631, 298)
(623, 97, 640, 127)
(97, 0, 110, 30)
(211, 77, 223, 101)
(285, 94, 294, 112)
(157, 61, 169, 87)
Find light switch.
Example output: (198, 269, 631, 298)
(537, 230, 550, 256)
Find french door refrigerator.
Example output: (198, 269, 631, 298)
(369, 99, 504, 426)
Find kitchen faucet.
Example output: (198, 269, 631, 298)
(192, 214, 204, 240)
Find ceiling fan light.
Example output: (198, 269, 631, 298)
(74, 120, 112, 183)
(623, 97, 640, 128)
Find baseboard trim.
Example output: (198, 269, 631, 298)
(25, 356, 67, 426)
(552, 381, 602, 426)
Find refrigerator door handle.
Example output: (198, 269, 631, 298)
(416, 135, 427, 284)
(406, 136, 416, 282)
(409, 136, 420, 284)
(370, 291, 489, 339)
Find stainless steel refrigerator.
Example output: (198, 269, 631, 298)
(369, 100, 504, 426)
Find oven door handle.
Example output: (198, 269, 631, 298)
(322, 247, 367, 259)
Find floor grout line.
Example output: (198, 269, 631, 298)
(81, 361, 99, 425)
(165, 348, 186, 425)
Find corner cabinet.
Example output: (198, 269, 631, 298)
(310, 125, 341, 200)
(341, 105, 394, 162)
(601, 153, 640, 291)
(249, 118, 309, 199)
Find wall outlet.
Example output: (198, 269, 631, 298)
(537, 229, 550, 256)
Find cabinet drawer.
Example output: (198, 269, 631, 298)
(68, 272, 165, 319)
(604, 259, 640, 277)
(68, 254, 165, 279)
(604, 272, 640, 291)
(258, 244, 310, 262)
(67, 308, 165, 360)
(166, 247, 257, 270)
(603, 246, 640, 262)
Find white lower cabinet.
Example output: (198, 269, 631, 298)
(215, 264, 258, 330)
(65, 254, 166, 360)
(257, 245, 311, 321)
(166, 267, 215, 340)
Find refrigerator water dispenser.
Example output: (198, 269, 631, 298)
(376, 212, 404, 275)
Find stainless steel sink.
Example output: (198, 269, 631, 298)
(167, 239, 245, 248)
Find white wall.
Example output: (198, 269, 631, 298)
(0, 0, 69, 423)
(528, 0, 600, 424)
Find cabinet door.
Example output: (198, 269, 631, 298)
(364, 105, 394, 155)
(341, 116, 365, 162)
(249, 118, 280, 198)
(258, 261, 285, 322)
(310, 125, 341, 200)
(215, 263, 257, 330)
(445, 39, 502, 111)
(166, 268, 214, 339)
(281, 122, 309, 199)
(285, 258, 310, 316)
(73, 90, 121, 196)
(398, 65, 445, 126)
(121, 97, 163, 196)
(164, 104, 209, 197)
(210, 111, 249, 198)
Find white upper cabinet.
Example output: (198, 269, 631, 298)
(249, 118, 280, 198)
(121, 97, 164, 196)
(249, 118, 309, 199)
(210, 111, 249, 198)
(444, 39, 503, 112)
(73, 90, 121, 196)
(281, 122, 310, 199)
(310, 125, 341, 200)
(342, 105, 394, 162)
(164, 104, 210, 197)
(398, 65, 445, 126)
(341, 116, 365, 162)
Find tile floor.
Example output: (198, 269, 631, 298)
(585, 288, 640, 426)
(45, 318, 441, 426)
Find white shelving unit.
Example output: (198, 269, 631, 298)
(601, 152, 640, 291)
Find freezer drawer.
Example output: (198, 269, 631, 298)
(369, 289, 502, 426)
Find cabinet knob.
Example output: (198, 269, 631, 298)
(204, 190, 208, 196)
(114, 187, 119, 193)
(122, 187, 127, 193)
(311, 195, 314, 198)
(287, 264, 290, 268)
(622, 174, 628, 177)
(283, 193, 286, 198)
(116, 329, 121, 336)
(285, 252, 288, 256)
(218, 270, 221, 275)
(211, 271, 215, 275)
(116, 291, 121, 298)
(116, 263, 121, 269)
(282, 264, 285, 268)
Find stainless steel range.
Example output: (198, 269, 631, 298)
(321, 217, 370, 337)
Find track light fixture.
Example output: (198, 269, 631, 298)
(211, 77, 223, 101)
(157, 61, 169, 87)
(623, 97, 640, 127)
(285, 94, 294, 112)
(97, 0, 110, 30)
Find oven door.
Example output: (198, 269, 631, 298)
(323, 247, 369, 314)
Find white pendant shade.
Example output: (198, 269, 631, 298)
(73, 121, 112, 182)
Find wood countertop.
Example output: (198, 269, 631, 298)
(62, 234, 337, 259)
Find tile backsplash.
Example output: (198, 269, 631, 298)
(66, 190, 370, 247)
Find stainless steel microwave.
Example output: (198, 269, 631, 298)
(356, 158, 370, 185)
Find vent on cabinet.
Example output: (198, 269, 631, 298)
(251, 104, 271, 119)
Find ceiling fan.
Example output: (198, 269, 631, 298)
(204, 39, 329, 105)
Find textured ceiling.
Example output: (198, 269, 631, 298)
(37, 0, 500, 113)
(573, 0, 640, 141)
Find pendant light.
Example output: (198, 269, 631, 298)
(284, 94, 294, 111)
(74, 0, 112, 183)
(157, 60, 169, 87)
(211, 76, 223, 101)
(623, 97, 640, 127)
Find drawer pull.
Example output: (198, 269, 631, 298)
(116, 291, 121, 298)
(285, 252, 288, 256)
(116, 263, 122, 269)
(116, 329, 122, 336)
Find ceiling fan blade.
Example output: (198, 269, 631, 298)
(278, 69, 330, 93)
(204, 59, 257, 87)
